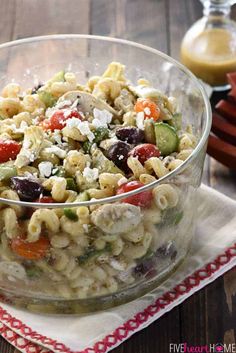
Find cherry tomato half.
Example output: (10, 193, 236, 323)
(35, 196, 54, 203)
(116, 181, 152, 208)
(0, 140, 21, 163)
(11, 235, 50, 260)
(42, 110, 81, 131)
(134, 98, 160, 121)
(24, 196, 54, 219)
(129, 143, 160, 165)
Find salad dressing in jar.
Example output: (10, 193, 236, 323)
(181, 0, 236, 89)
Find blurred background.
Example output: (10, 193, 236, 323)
(4, 0, 236, 60)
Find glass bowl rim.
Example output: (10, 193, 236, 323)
(0, 34, 212, 208)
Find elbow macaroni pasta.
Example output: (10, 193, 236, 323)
(1, 208, 20, 239)
(64, 151, 91, 174)
(27, 209, 60, 242)
(2, 83, 21, 98)
(50, 72, 77, 96)
(145, 157, 169, 178)
(153, 184, 179, 210)
(0, 61, 197, 301)
(127, 156, 147, 179)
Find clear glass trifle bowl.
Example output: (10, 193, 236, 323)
(0, 35, 211, 314)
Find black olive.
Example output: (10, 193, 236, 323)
(133, 255, 156, 278)
(155, 242, 177, 260)
(116, 127, 144, 144)
(11, 177, 44, 201)
(107, 141, 131, 170)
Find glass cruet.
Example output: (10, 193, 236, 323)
(181, 0, 236, 90)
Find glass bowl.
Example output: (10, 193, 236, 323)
(0, 35, 211, 314)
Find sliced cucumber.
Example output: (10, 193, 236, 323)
(168, 113, 182, 131)
(144, 119, 156, 144)
(0, 164, 17, 181)
(154, 122, 179, 156)
(64, 208, 78, 221)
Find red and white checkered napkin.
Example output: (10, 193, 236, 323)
(0, 184, 235, 353)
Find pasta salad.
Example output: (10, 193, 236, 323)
(0, 62, 197, 300)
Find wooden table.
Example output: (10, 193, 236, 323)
(0, 1, 235, 352)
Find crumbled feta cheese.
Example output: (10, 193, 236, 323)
(56, 99, 72, 109)
(78, 122, 95, 142)
(32, 116, 40, 125)
(144, 107, 151, 116)
(10, 121, 28, 133)
(117, 176, 128, 186)
(45, 107, 57, 118)
(63, 109, 73, 118)
(66, 118, 95, 142)
(92, 108, 113, 129)
(53, 130, 63, 145)
(44, 146, 67, 159)
(23, 139, 31, 149)
(20, 121, 28, 130)
(19, 149, 35, 163)
(38, 161, 53, 178)
(82, 167, 99, 183)
(66, 117, 79, 128)
(52, 167, 59, 175)
(136, 111, 145, 130)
